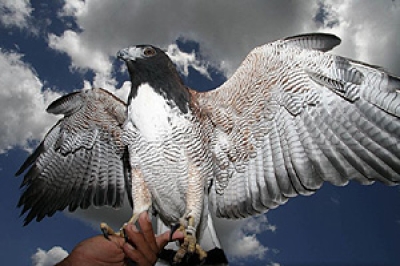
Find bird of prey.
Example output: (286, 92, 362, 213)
(16, 33, 400, 264)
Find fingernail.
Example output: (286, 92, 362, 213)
(140, 212, 151, 222)
(131, 224, 139, 232)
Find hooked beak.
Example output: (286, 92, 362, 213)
(117, 47, 142, 61)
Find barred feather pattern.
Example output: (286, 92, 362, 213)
(124, 100, 214, 232)
(16, 88, 129, 225)
(195, 39, 400, 219)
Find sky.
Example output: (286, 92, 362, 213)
(0, 0, 400, 265)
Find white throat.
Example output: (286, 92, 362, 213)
(128, 83, 187, 141)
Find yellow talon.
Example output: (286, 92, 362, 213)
(196, 244, 207, 261)
(173, 216, 207, 263)
(100, 213, 141, 240)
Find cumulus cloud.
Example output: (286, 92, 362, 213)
(267, 263, 282, 266)
(52, 0, 399, 79)
(166, 44, 211, 79)
(241, 215, 277, 234)
(212, 214, 277, 261)
(32, 246, 68, 266)
(54, 0, 317, 76)
(0, 49, 61, 153)
(48, 34, 212, 93)
(57, 0, 87, 18)
(0, 0, 33, 28)
(316, 0, 400, 74)
(48, 30, 113, 75)
(228, 233, 268, 260)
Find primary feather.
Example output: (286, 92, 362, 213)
(16, 88, 130, 225)
(195, 34, 400, 218)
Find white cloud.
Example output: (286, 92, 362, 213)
(32, 246, 68, 266)
(48, 34, 212, 91)
(0, 49, 61, 153)
(166, 44, 211, 79)
(52, 0, 399, 82)
(317, 0, 400, 74)
(58, 0, 87, 18)
(54, 0, 319, 77)
(0, 0, 33, 28)
(48, 30, 112, 75)
(47, 30, 132, 103)
(241, 215, 277, 234)
(267, 263, 281, 266)
(213, 215, 275, 261)
(229, 233, 268, 260)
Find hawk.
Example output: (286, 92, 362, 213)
(17, 33, 400, 263)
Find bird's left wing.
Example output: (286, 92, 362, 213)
(16, 88, 131, 225)
(193, 33, 400, 219)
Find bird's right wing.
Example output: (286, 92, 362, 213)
(16, 88, 131, 225)
(193, 33, 400, 219)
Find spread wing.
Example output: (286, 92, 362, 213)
(16, 88, 131, 225)
(195, 33, 400, 218)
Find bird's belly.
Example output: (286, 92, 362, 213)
(135, 142, 190, 224)
(147, 169, 188, 224)
(152, 190, 185, 223)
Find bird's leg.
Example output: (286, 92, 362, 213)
(173, 214, 207, 263)
(101, 167, 152, 241)
(173, 163, 207, 263)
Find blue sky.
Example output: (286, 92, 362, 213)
(1, 1, 400, 265)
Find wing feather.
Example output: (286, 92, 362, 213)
(16, 88, 130, 225)
(197, 33, 400, 218)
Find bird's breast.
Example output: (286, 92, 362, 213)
(128, 82, 190, 142)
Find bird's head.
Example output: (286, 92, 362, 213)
(117, 45, 180, 84)
(117, 45, 190, 113)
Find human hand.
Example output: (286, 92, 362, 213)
(122, 212, 184, 266)
(56, 233, 126, 266)
(56, 212, 183, 266)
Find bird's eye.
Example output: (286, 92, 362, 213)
(143, 47, 156, 57)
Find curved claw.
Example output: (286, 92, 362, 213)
(101, 222, 116, 240)
(100, 213, 142, 242)
(196, 244, 207, 261)
(172, 216, 207, 264)
(100, 222, 128, 242)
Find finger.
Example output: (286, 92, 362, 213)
(124, 223, 158, 264)
(138, 212, 158, 253)
(106, 234, 126, 249)
(123, 243, 152, 266)
(156, 230, 184, 249)
(171, 229, 185, 241)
